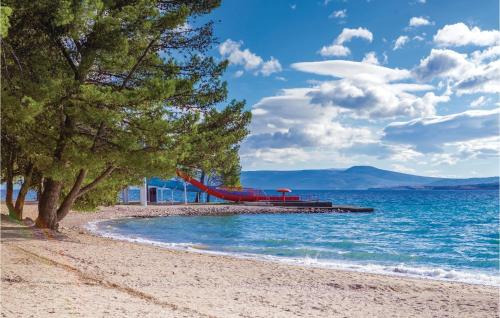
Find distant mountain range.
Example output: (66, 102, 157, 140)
(377, 183, 499, 191)
(241, 166, 499, 190)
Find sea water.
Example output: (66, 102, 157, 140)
(90, 190, 499, 286)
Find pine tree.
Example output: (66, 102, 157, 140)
(1, 0, 248, 229)
(179, 100, 251, 202)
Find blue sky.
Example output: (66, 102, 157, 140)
(202, 0, 499, 177)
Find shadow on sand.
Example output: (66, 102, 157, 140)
(1, 214, 72, 242)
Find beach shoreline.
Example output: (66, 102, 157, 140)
(2, 204, 499, 317)
(86, 206, 498, 287)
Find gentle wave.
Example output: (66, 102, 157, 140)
(87, 219, 500, 287)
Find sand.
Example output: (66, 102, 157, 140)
(1, 204, 499, 317)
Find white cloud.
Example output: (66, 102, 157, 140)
(452, 137, 500, 160)
(219, 39, 282, 76)
(290, 4, 297, 10)
(337, 27, 373, 44)
(219, 39, 262, 70)
(455, 59, 500, 95)
(249, 88, 343, 134)
(243, 88, 374, 159)
(413, 48, 500, 95)
(241, 147, 310, 166)
(393, 35, 409, 50)
(382, 52, 388, 64)
(258, 57, 282, 76)
(307, 80, 444, 118)
(470, 96, 487, 108)
(320, 44, 351, 57)
(320, 27, 373, 57)
(383, 108, 500, 152)
(329, 9, 347, 19)
(362, 51, 380, 65)
(234, 70, 244, 78)
(434, 23, 500, 47)
(409, 16, 432, 27)
(471, 45, 500, 63)
(413, 49, 471, 81)
(292, 60, 410, 82)
(291, 60, 444, 119)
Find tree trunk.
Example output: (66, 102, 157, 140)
(5, 173, 18, 220)
(36, 179, 62, 230)
(197, 171, 206, 203)
(5, 151, 19, 220)
(13, 163, 34, 220)
(35, 113, 71, 229)
(56, 169, 87, 222)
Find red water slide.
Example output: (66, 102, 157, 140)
(176, 170, 300, 202)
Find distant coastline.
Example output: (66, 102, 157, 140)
(370, 182, 500, 191)
(241, 166, 499, 190)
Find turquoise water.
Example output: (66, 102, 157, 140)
(92, 190, 499, 285)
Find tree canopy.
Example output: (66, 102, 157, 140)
(1, 0, 251, 228)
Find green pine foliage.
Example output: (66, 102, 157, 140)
(1, 0, 250, 227)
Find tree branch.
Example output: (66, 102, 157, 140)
(56, 168, 87, 221)
(56, 38, 79, 79)
(120, 36, 159, 90)
(76, 166, 115, 198)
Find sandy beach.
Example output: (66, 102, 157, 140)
(1, 204, 499, 318)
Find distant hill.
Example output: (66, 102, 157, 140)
(240, 166, 499, 190)
(375, 183, 499, 191)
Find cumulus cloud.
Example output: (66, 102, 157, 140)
(308, 80, 445, 118)
(219, 39, 262, 70)
(319, 27, 373, 57)
(258, 57, 282, 76)
(413, 49, 471, 81)
(471, 45, 500, 63)
(434, 23, 500, 47)
(383, 109, 500, 152)
(409, 16, 432, 27)
(337, 27, 373, 44)
(241, 88, 375, 166)
(413, 48, 500, 95)
(329, 9, 347, 19)
(219, 39, 282, 76)
(393, 35, 409, 50)
(290, 60, 445, 118)
(362, 51, 380, 65)
(455, 60, 500, 95)
(320, 44, 350, 57)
